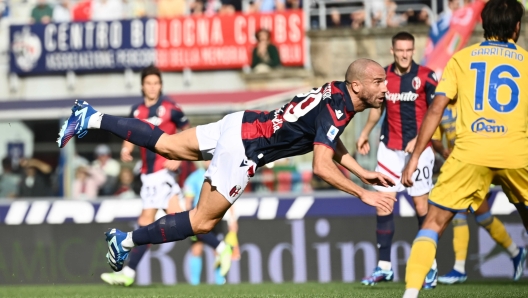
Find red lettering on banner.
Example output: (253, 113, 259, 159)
(156, 10, 304, 70)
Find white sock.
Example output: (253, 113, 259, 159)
(454, 260, 465, 274)
(431, 259, 437, 270)
(216, 241, 226, 254)
(121, 266, 136, 279)
(378, 260, 392, 271)
(507, 243, 520, 258)
(402, 288, 419, 298)
(121, 232, 135, 250)
(87, 111, 103, 129)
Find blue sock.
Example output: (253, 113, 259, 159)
(417, 214, 427, 229)
(215, 267, 225, 285)
(197, 232, 220, 249)
(100, 115, 164, 152)
(377, 213, 395, 263)
(127, 242, 150, 270)
(132, 211, 194, 245)
(189, 256, 202, 285)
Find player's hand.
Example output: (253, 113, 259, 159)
(359, 170, 396, 187)
(401, 157, 419, 187)
(358, 190, 396, 213)
(164, 160, 181, 171)
(442, 148, 452, 160)
(356, 134, 370, 155)
(404, 137, 417, 154)
(121, 147, 133, 162)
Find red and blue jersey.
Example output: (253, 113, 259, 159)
(241, 81, 355, 167)
(129, 98, 189, 174)
(381, 61, 437, 150)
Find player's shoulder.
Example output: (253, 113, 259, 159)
(160, 97, 183, 111)
(416, 63, 436, 79)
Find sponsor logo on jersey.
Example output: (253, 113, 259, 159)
(471, 117, 507, 136)
(412, 77, 421, 90)
(385, 91, 419, 103)
(326, 125, 338, 142)
(157, 106, 166, 117)
(322, 84, 332, 100)
(432, 72, 438, 82)
(272, 105, 285, 132)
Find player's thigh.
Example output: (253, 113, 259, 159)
(138, 208, 158, 226)
(429, 156, 493, 213)
(203, 111, 255, 204)
(156, 128, 202, 161)
(407, 146, 435, 198)
(422, 204, 456, 236)
(190, 180, 232, 234)
(474, 194, 491, 215)
(165, 194, 183, 214)
(412, 194, 429, 216)
(373, 142, 406, 193)
(493, 167, 528, 206)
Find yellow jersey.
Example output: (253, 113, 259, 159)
(435, 40, 528, 168)
(432, 103, 457, 151)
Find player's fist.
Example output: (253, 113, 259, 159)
(121, 147, 133, 162)
(359, 170, 395, 187)
(404, 137, 417, 154)
(358, 190, 396, 213)
(356, 134, 370, 155)
(401, 157, 419, 187)
(164, 160, 181, 171)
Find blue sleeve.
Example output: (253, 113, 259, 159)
(313, 103, 348, 151)
(425, 71, 438, 106)
(171, 107, 189, 129)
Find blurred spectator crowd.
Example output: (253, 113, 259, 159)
(0, 0, 445, 29)
(0, 142, 359, 199)
(0, 144, 139, 200)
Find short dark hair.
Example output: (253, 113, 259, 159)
(391, 31, 414, 46)
(2, 157, 12, 172)
(141, 65, 162, 85)
(482, 0, 524, 42)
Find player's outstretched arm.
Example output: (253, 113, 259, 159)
(313, 144, 396, 213)
(402, 94, 450, 187)
(333, 139, 395, 187)
(356, 105, 383, 155)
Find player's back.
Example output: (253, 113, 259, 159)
(241, 81, 356, 167)
(441, 40, 528, 168)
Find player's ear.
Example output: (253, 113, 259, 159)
(390, 47, 394, 55)
(351, 80, 361, 93)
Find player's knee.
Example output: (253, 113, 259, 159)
(138, 215, 155, 226)
(193, 219, 218, 234)
(414, 203, 428, 217)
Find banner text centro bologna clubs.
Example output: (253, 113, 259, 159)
(9, 11, 304, 75)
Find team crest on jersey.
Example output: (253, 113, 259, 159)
(157, 106, 166, 117)
(229, 185, 242, 197)
(412, 77, 421, 90)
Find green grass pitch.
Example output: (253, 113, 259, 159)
(1, 281, 527, 298)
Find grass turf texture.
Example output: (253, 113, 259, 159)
(1, 281, 527, 298)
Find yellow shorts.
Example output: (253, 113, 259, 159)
(429, 156, 528, 212)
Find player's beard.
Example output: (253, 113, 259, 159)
(360, 89, 382, 109)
